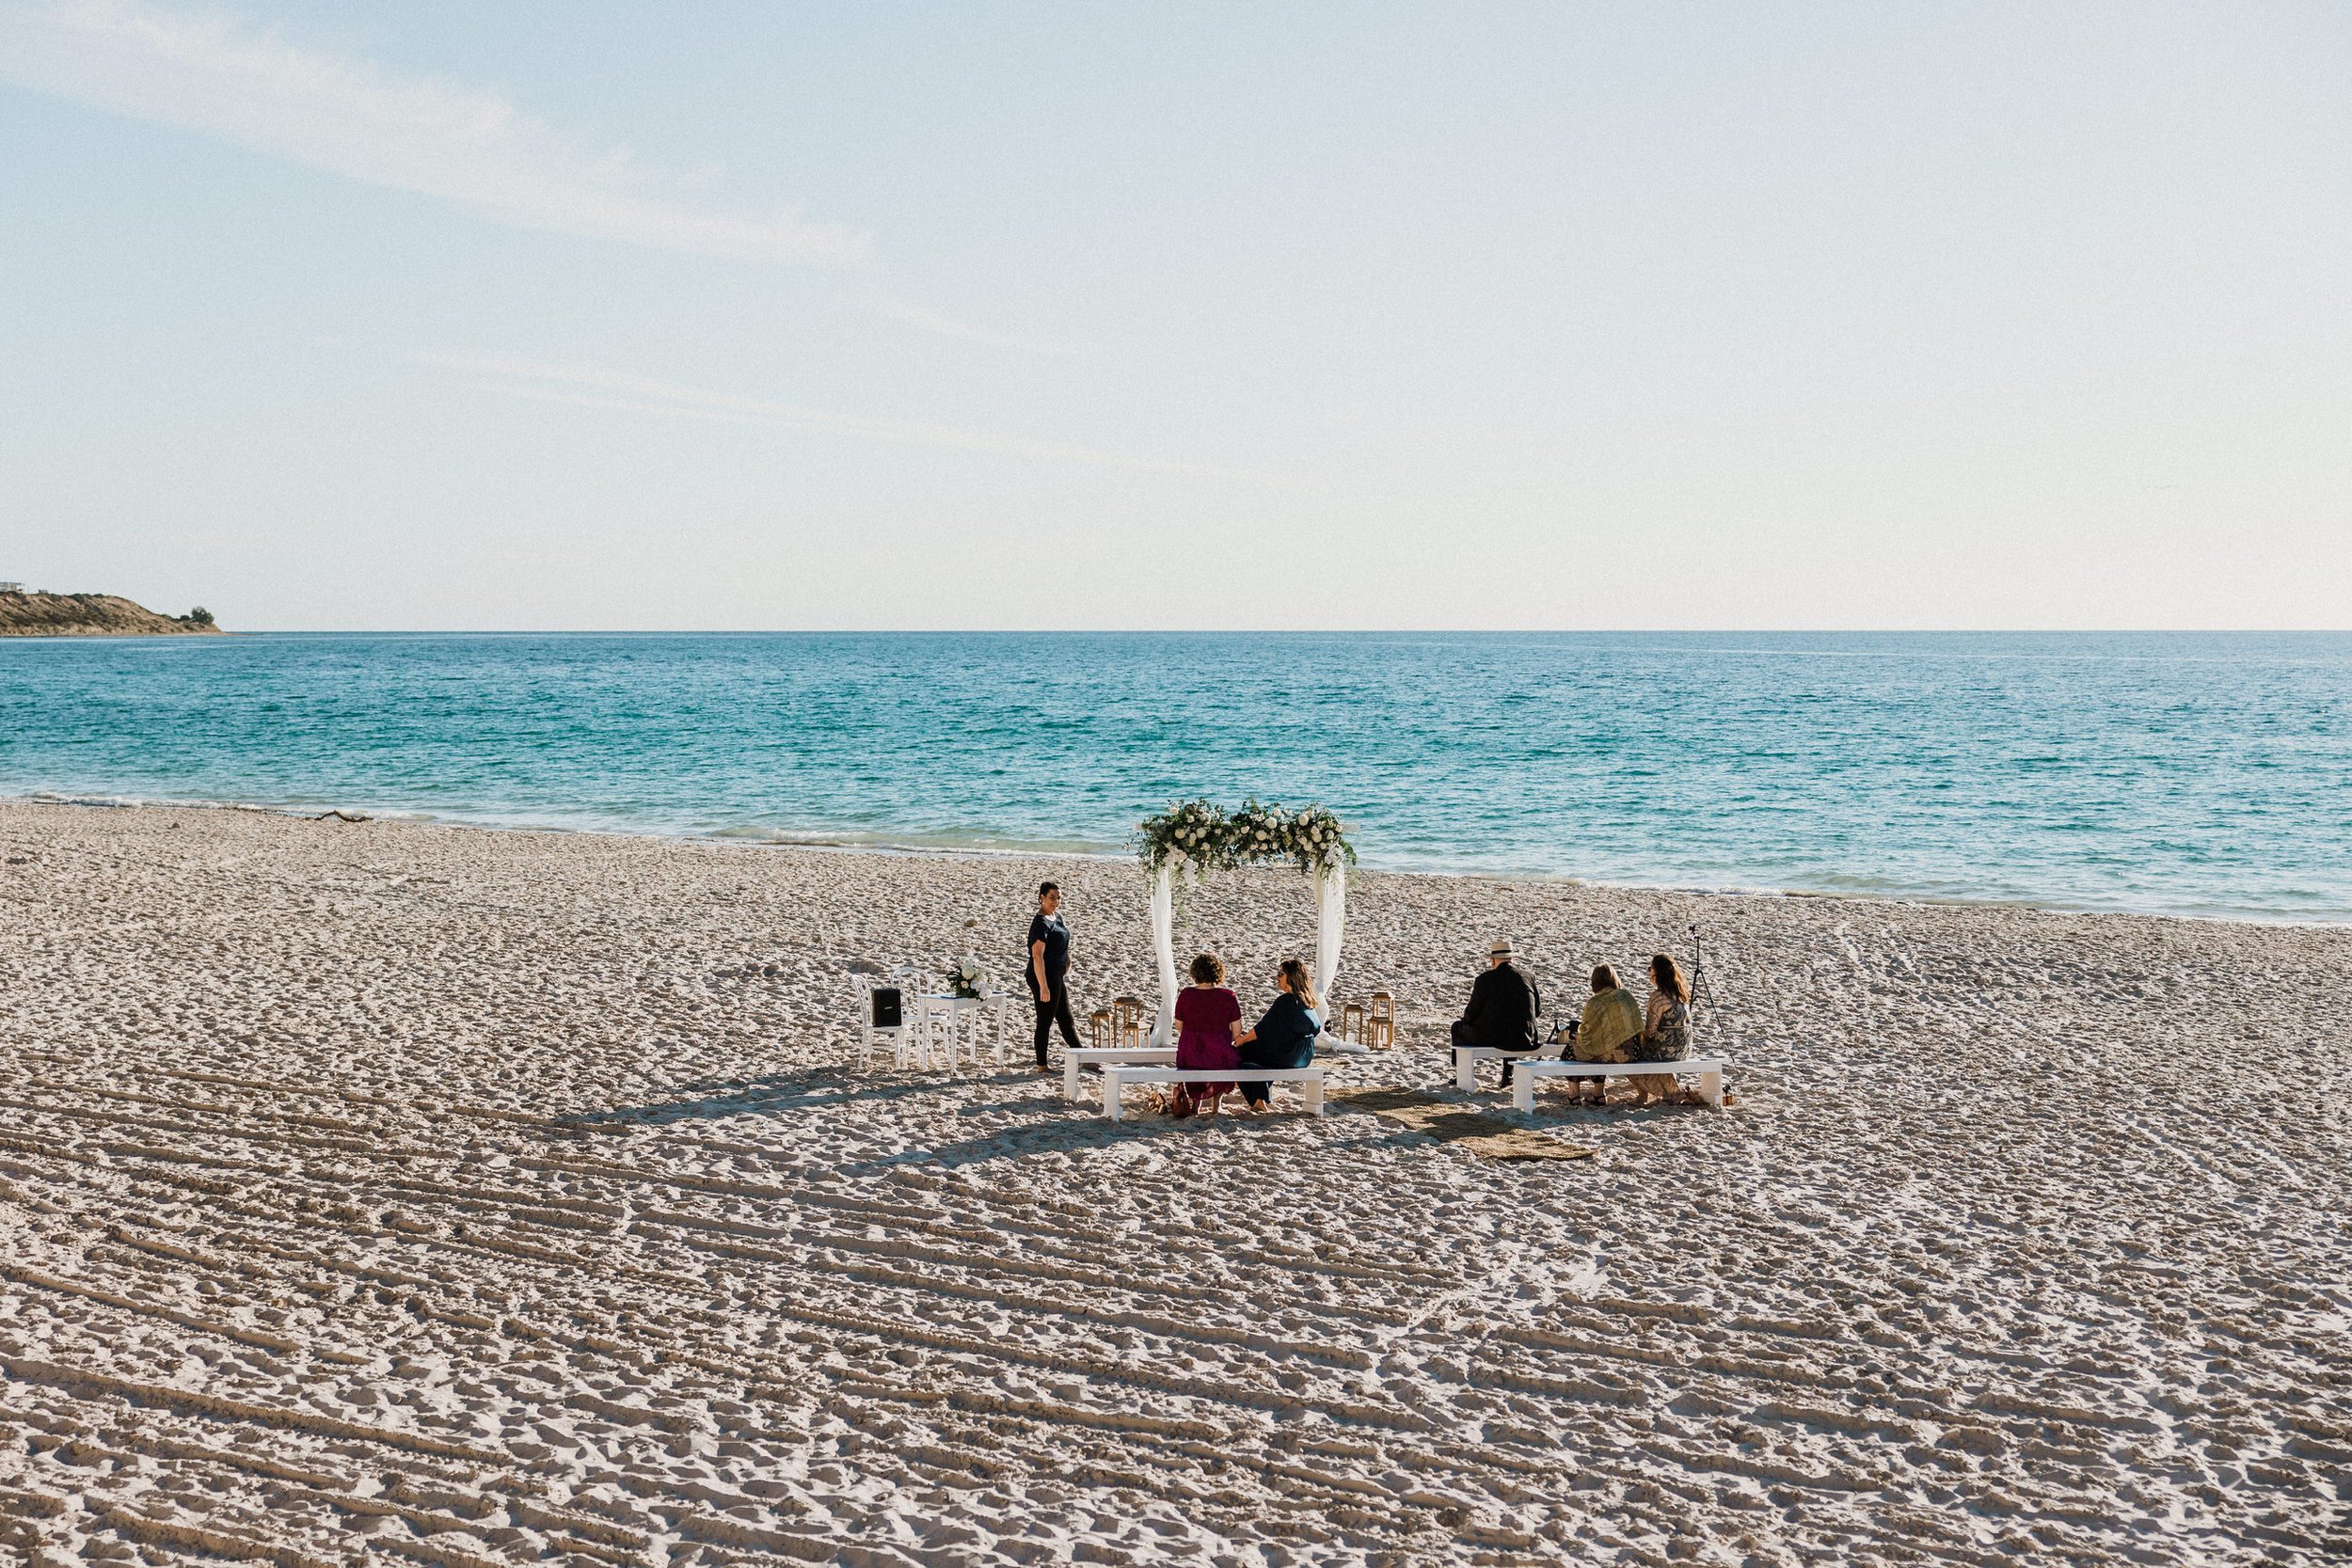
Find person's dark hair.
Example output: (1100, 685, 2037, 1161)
(1039, 881, 1059, 899)
(1188, 953, 1225, 985)
(1591, 963, 1619, 992)
(1650, 953, 1689, 1005)
(1278, 957, 1319, 1011)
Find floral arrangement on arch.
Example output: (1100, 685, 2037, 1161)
(1137, 798, 1356, 878)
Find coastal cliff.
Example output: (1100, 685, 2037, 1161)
(0, 588, 222, 636)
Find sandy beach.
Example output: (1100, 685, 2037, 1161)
(2, 799, 2347, 1565)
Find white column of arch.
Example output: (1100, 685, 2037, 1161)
(1148, 863, 1178, 1047)
(1313, 860, 1345, 1006)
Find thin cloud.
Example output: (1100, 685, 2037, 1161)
(869, 297, 1091, 358)
(0, 0, 866, 261)
(424, 352, 1252, 478)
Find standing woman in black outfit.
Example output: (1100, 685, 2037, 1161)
(1026, 881, 1081, 1071)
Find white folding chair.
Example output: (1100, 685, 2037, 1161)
(901, 967, 966, 1069)
(858, 973, 926, 1070)
(929, 995, 969, 1069)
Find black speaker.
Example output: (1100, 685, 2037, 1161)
(871, 987, 902, 1029)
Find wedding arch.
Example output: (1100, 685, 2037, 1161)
(1135, 800, 1356, 1048)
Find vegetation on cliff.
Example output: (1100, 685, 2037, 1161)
(0, 588, 225, 636)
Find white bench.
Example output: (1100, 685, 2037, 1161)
(1452, 1045, 1547, 1091)
(1098, 1065, 1326, 1120)
(1063, 1047, 1176, 1101)
(1511, 1057, 1727, 1112)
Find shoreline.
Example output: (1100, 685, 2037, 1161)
(10, 786, 2344, 931)
(0, 627, 242, 637)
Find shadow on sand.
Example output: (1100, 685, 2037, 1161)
(553, 1067, 944, 1131)
(835, 1116, 1173, 1173)
(553, 1066, 1654, 1164)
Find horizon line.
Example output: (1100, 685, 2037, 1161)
(24, 626, 2351, 638)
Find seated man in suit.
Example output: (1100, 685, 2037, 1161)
(1449, 937, 1544, 1085)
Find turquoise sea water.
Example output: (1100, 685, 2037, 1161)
(3, 631, 2347, 922)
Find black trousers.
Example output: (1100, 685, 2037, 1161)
(1237, 1037, 1314, 1106)
(1451, 1020, 1539, 1084)
(1032, 987, 1081, 1066)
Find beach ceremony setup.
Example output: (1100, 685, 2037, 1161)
(7, 1, 2351, 1564)
(857, 798, 1726, 1123)
(865, 800, 1368, 1112)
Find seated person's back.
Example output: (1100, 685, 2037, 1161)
(1174, 962, 1241, 1067)
(1625, 952, 1696, 1105)
(1457, 938, 1542, 1052)
(1235, 958, 1323, 1109)
(1172, 953, 1242, 1111)
(1576, 965, 1645, 1062)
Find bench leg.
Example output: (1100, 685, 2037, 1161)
(1064, 1055, 1081, 1101)
(1104, 1070, 1124, 1121)
(1308, 1075, 1325, 1117)
(1514, 1075, 1535, 1114)
(1454, 1053, 1476, 1093)
(1699, 1066, 1723, 1108)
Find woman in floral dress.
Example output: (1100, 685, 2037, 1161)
(1626, 952, 1698, 1106)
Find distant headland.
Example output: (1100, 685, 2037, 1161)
(0, 583, 223, 636)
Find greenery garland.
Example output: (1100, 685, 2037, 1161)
(1136, 799, 1356, 878)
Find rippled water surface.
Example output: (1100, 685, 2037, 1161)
(4, 631, 2346, 920)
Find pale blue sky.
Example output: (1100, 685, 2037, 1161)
(3, 1, 2347, 629)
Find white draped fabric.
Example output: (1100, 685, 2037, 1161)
(1314, 862, 1345, 1001)
(1148, 864, 1177, 1047)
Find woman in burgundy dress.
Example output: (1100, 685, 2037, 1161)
(1170, 953, 1242, 1117)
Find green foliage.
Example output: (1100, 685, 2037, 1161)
(182, 606, 215, 626)
(1136, 799, 1355, 877)
(1137, 799, 1232, 874)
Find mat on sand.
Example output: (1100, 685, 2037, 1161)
(1335, 1087, 1595, 1162)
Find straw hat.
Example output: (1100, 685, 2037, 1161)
(1489, 937, 1515, 958)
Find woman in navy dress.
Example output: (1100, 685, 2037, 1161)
(1233, 958, 1322, 1112)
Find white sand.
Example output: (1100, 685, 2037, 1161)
(1, 800, 2347, 1565)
